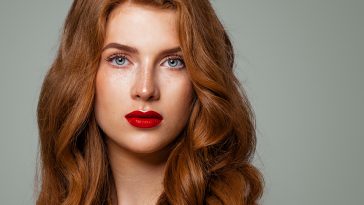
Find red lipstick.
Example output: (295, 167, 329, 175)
(125, 110, 163, 128)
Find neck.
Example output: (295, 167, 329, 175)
(107, 139, 173, 205)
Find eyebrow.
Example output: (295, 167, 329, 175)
(102, 43, 182, 56)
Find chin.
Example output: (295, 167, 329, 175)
(108, 134, 174, 155)
(127, 142, 166, 154)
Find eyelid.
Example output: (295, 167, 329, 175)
(105, 52, 128, 62)
(161, 54, 185, 69)
(104, 52, 185, 69)
(163, 54, 184, 60)
(105, 52, 132, 68)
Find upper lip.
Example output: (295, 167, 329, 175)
(125, 110, 163, 119)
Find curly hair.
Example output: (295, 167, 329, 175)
(35, 0, 264, 204)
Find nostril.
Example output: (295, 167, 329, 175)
(135, 90, 158, 101)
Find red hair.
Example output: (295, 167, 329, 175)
(36, 0, 264, 204)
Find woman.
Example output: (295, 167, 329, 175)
(36, 0, 264, 204)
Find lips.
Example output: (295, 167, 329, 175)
(125, 110, 163, 128)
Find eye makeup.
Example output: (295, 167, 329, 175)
(105, 53, 131, 68)
(104, 52, 185, 70)
(162, 54, 185, 70)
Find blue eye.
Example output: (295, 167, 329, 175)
(106, 54, 130, 67)
(113, 56, 127, 65)
(162, 56, 185, 69)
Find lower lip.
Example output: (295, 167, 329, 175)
(126, 117, 162, 128)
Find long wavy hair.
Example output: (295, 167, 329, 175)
(36, 0, 264, 204)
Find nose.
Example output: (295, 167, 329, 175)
(131, 64, 160, 102)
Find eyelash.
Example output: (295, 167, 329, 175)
(105, 53, 185, 69)
(105, 53, 129, 65)
(164, 55, 185, 69)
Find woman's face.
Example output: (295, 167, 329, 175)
(95, 3, 194, 154)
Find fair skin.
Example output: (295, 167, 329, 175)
(94, 2, 194, 205)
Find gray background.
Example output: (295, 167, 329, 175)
(0, 0, 363, 204)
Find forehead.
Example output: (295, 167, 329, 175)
(108, 2, 176, 20)
(105, 3, 179, 48)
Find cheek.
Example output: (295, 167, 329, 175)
(96, 67, 130, 101)
(96, 70, 117, 108)
(165, 77, 194, 117)
(94, 68, 130, 122)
